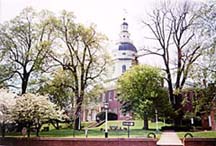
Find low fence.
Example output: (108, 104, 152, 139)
(1, 137, 216, 146)
(183, 138, 216, 146)
(0, 137, 157, 146)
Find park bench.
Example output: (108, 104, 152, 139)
(42, 126, 49, 131)
(109, 125, 118, 130)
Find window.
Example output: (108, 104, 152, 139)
(105, 92, 109, 102)
(102, 93, 106, 102)
(109, 91, 113, 101)
(114, 91, 117, 100)
(122, 65, 126, 73)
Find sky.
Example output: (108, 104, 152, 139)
(0, 0, 207, 65)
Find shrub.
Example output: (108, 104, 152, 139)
(161, 125, 193, 131)
(96, 112, 118, 122)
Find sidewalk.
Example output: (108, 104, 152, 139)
(157, 131, 183, 146)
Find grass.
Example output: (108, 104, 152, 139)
(5, 120, 216, 138)
(37, 120, 166, 138)
(177, 131, 216, 138)
(5, 120, 167, 138)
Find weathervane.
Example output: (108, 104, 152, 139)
(123, 8, 128, 21)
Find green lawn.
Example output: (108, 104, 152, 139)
(5, 120, 167, 138)
(5, 120, 216, 138)
(177, 131, 216, 138)
(38, 120, 166, 138)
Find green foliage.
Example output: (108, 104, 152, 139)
(39, 68, 74, 109)
(83, 85, 104, 106)
(0, 7, 54, 93)
(181, 84, 216, 122)
(0, 8, 109, 130)
(117, 65, 173, 119)
(195, 84, 216, 114)
(50, 10, 109, 129)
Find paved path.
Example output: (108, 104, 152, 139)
(157, 131, 183, 146)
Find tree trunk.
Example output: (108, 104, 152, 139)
(36, 127, 39, 137)
(21, 73, 30, 94)
(74, 105, 81, 130)
(50, 120, 60, 130)
(27, 123, 31, 138)
(1, 122, 5, 137)
(166, 72, 175, 105)
(173, 94, 184, 127)
(74, 94, 83, 130)
(143, 112, 149, 130)
(36, 123, 41, 137)
(56, 121, 59, 129)
(74, 117, 80, 130)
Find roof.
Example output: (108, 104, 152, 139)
(118, 42, 137, 52)
(122, 22, 128, 26)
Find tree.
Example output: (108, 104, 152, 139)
(190, 1, 216, 86)
(83, 84, 104, 107)
(197, 84, 216, 115)
(142, 1, 203, 124)
(0, 8, 54, 94)
(50, 11, 109, 130)
(117, 65, 172, 129)
(38, 68, 76, 129)
(0, 88, 16, 137)
(39, 68, 75, 110)
(181, 2, 216, 121)
(0, 65, 14, 88)
(11, 93, 64, 137)
(81, 84, 104, 121)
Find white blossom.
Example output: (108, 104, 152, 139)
(11, 93, 65, 125)
(0, 88, 16, 124)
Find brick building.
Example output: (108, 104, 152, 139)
(201, 100, 216, 130)
(181, 89, 216, 130)
(81, 18, 137, 121)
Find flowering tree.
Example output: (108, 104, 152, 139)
(11, 93, 64, 137)
(0, 88, 16, 137)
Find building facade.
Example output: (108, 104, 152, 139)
(81, 18, 137, 121)
(101, 18, 137, 120)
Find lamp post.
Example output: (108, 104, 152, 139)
(155, 109, 159, 133)
(104, 102, 109, 138)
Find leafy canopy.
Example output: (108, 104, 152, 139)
(117, 65, 173, 118)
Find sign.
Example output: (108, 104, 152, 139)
(122, 121, 135, 126)
(122, 121, 135, 138)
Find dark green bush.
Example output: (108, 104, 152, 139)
(96, 112, 118, 122)
(161, 125, 193, 131)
